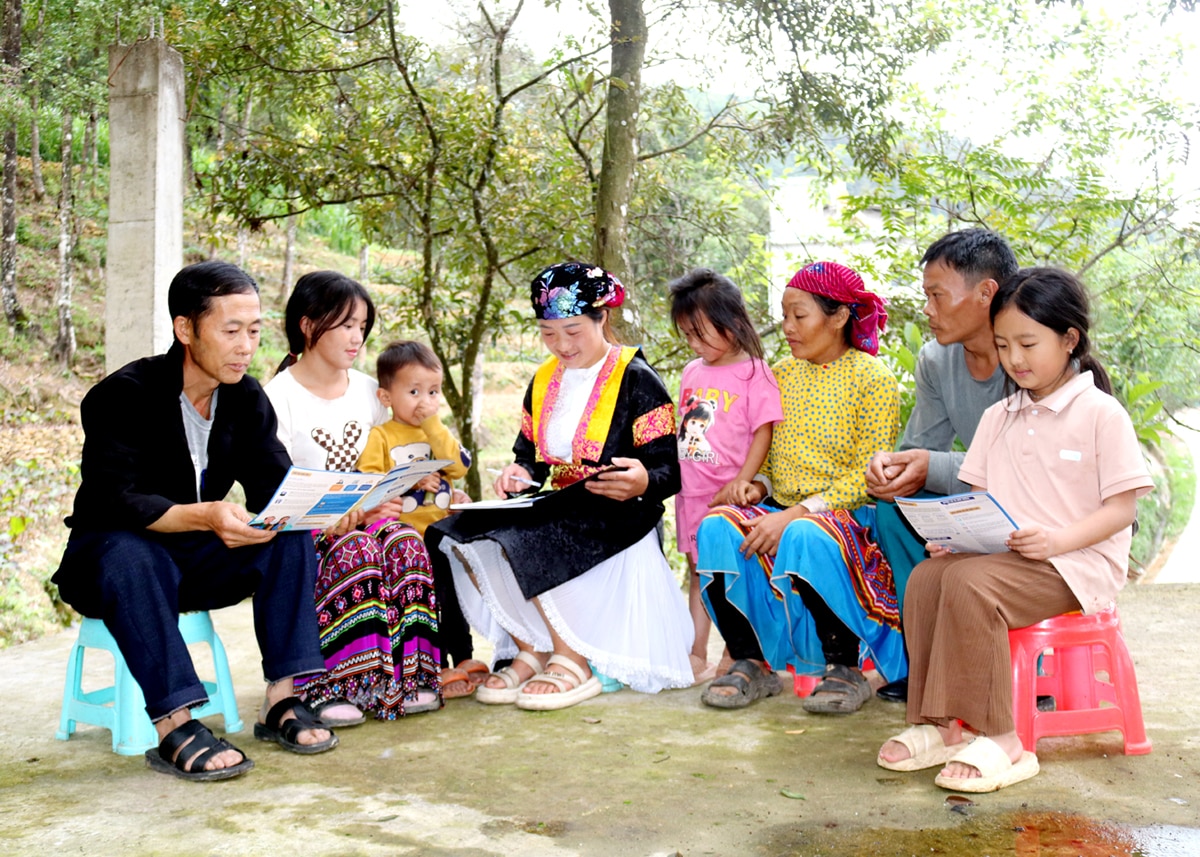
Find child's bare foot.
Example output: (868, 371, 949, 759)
(690, 653, 717, 685)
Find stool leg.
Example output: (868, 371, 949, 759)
(56, 642, 86, 741)
(1107, 635, 1152, 755)
(113, 657, 158, 756)
(1010, 637, 1038, 753)
(1058, 644, 1098, 711)
(207, 630, 243, 734)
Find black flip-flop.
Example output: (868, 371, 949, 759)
(700, 659, 782, 709)
(254, 698, 339, 754)
(145, 719, 254, 781)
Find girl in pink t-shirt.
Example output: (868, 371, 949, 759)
(877, 267, 1152, 794)
(669, 269, 783, 682)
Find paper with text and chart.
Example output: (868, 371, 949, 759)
(249, 459, 452, 531)
(449, 464, 628, 511)
(893, 491, 1020, 554)
(449, 495, 543, 510)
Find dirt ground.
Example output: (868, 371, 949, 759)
(1, 580, 1197, 856)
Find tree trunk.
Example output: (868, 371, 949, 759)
(208, 89, 228, 259)
(234, 89, 254, 270)
(358, 242, 369, 285)
(29, 90, 45, 201)
(52, 107, 76, 365)
(281, 212, 297, 302)
(28, 2, 44, 201)
(85, 109, 99, 199)
(236, 226, 248, 270)
(1, 0, 27, 330)
(593, 0, 645, 344)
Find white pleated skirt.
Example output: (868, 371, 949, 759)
(441, 529, 694, 693)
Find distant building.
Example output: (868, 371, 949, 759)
(765, 176, 887, 316)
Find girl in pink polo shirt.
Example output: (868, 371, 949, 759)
(670, 269, 783, 683)
(876, 267, 1152, 793)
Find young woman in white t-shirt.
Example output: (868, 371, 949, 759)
(265, 271, 442, 723)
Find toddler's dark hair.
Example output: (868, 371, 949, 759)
(991, 267, 1112, 396)
(668, 268, 764, 360)
(377, 340, 442, 388)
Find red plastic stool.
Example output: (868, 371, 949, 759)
(1008, 608, 1150, 755)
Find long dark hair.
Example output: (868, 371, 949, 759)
(276, 271, 376, 375)
(990, 267, 1112, 396)
(669, 268, 765, 360)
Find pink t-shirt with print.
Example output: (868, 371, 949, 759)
(675, 357, 783, 558)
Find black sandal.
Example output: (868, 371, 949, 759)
(801, 663, 871, 715)
(700, 659, 782, 709)
(145, 719, 254, 781)
(254, 697, 339, 754)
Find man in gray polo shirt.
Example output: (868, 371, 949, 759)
(866, 228, 1019, 702)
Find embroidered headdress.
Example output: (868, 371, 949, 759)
(531, 262, 625, 320)
(785, 261, 888, 356)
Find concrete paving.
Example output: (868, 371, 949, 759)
(2, 581, 1198, 856)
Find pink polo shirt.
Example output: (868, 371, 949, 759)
(959, 371, 1153, 614)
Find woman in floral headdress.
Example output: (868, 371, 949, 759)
(426, 262, 694, 710)
(697, 261, 902, 714)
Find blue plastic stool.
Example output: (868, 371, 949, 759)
(56, 612, 243, 756)
(589, 663, 624, 693)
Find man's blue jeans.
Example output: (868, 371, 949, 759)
(54, 529, 323, 721)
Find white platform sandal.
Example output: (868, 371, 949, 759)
(514, 654, 602, 711)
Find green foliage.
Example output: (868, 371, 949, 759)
(0, 456, 77, 647)
(1122, 376, 1168, 448)
(839, 0, 1200, 447)
(300, 207, 363, 257)
(878, 321, 925, 435)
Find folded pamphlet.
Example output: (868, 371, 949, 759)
(249, 459, 452, 531)
(893, 491, 1019, 554)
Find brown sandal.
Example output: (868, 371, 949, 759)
(441, 668, 475, 699)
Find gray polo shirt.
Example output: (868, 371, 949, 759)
(899, 341, 1005, 495)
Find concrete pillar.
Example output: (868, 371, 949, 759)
(104, 40, 184, 374)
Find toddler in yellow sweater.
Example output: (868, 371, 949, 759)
(356, 341, 471, 536)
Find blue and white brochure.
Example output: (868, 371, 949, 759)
(249, 458, 452, 531)
(894, 492, 1020, 554)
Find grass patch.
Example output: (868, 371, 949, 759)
(1162, 436, 1195, 542)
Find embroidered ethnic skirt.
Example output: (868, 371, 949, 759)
(294, 520, 442, 718)
(696, 503, 907, 682)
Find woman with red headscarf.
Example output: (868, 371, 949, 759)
(427, 262, 694, 710)
(696, 261, 902, 714)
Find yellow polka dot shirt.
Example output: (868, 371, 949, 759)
(763, 349, 900, 510)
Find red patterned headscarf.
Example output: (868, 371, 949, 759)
(785, 261, 887, 356)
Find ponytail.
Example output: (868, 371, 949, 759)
(1079, 354, 1112, 396)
